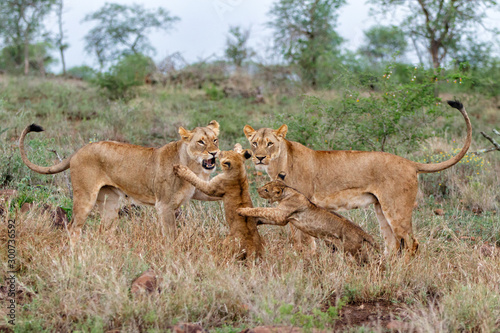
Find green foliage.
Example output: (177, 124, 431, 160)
(67, 65, 96, 81)
(0, 0, 56, 73)
(225, 26, 255, 67)
(370, 0, 500, 68)
(0, 42, 56, 74)
(93, 53, 155, 100)
(278, 64, 450, 154)
(83, 2, 179, 69)
(204, 84, 225, 101)
(268, 0, 346, 87)
(275, 299, 345, 330)
(358, 25, 408, 64)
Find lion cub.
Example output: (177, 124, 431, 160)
(237, 173, 377, 259)
(173, 144, 263, 260)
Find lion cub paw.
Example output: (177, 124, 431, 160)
(173, 164, 190, 176)
(237, 208, 251, 216)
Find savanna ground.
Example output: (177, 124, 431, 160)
(0, 74, 499, 332)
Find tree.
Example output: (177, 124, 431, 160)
(224, 26, 255, 67)
(0, 0, 55, 75)
(268, 0, 346, 87)
(370, 0, 500, 69)
(82, 3, 179, 69)
(358, 25, 408, 65)
(54, 0, 68, 75)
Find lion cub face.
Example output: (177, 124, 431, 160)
(179, 121, 220, 173)
(257, 180, 288, 203)
(243, 124, 288, 171)
(218, 144, 253, 175)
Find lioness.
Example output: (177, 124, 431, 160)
(244, 101, 471, 254)
(173, 144, 264, 259)
(237, 173, 377, 259)
(19, 121, 221, 246)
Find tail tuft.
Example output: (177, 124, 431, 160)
(28, 124, 44, 132)
(447, 100, 463, 110)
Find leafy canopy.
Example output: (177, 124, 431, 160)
(82, 2, 179, 69)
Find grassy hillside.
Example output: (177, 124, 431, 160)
(1, 75, 499, 332)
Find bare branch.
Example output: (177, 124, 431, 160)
(473, 130, 500, 154)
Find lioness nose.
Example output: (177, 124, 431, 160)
(256, 156, 265, 162)
(209, 151, 217, 157)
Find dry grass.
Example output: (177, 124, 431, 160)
(1, 76, 500, 332)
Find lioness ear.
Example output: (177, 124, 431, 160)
(243, 149, 253, 160)
(277, 171, 286, 181)
(178, 126, 193, 141)
(207, 120, 219, 136)
(234, 143, 243, 153)
(243, 125, 256, 139)
(274, 124, 288, 139)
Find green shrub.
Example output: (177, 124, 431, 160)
(67, 65, 96, 81)
(278, 64, 460, 154)
(93, 53, 155, 100)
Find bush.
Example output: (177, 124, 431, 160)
(93, 53, 156, 100)
(278, 64, 457, 154)
(67, 65, 96, 81)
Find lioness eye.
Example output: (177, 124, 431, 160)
(224, 162, 231, 168)
(252, 142, 257, 147)
(267, 142, 274, 147)
(214, 139, 218, 144)
(264, 188, 268, 192)
(198, 140, 205, 145)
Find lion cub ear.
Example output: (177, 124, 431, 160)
(243, 149, 253, 160)
(178, 126, 193, 141)
(277, 171, 286, 181)
(233, 143, 243, 153)
(274, 124, 288, 139)
(243, 125, 256, 139)
(207, 120, 220, 136)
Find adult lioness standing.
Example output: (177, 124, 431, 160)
(244, 101, 471, 255)
(19, 121, 221, 246)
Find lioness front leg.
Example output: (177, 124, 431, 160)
(155, 201, 177, 240)
(237, 207, 288, 226)
(173, 165, 224, 197)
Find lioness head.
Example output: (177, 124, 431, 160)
(218, 143, 253, 175)
(179, 120, 220, 173)
(243, 124, 288, 171)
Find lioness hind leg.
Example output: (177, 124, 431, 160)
(96, 186, 122, 233)
(378, 202, 418, 257)
(374, 203, 398, 254)
(69, 186, 101, 248)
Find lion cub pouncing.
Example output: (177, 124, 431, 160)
(243, 101, 472, 255)
(237, 174, 377, 259)
(173, 144, 264, 259)
(19, 121, 221, 246)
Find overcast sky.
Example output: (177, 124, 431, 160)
(45, 0, 500, 73)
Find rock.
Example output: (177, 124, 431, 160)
(131, 269, 160, 295)
(386, 320, 407, 330)
(434, 208, 445, 216)
(169, 323, 207, 333)
(480, 243, 497, 257)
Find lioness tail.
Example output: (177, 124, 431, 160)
(415, 101, 472, 173)
(19, 124, 72, 174)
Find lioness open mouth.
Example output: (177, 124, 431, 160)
(202, 157, 216, 170)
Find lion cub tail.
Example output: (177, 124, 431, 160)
(19, 124, 72, 175)
(415, 101, 472, 174)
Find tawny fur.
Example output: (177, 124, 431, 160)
(237, 179, 377, 259)
(173, 145, 264, 260)
(19, 121, 221, 247)
(243, 101, 472, 255)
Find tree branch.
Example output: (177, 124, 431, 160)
(473, 130, 500, 154)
